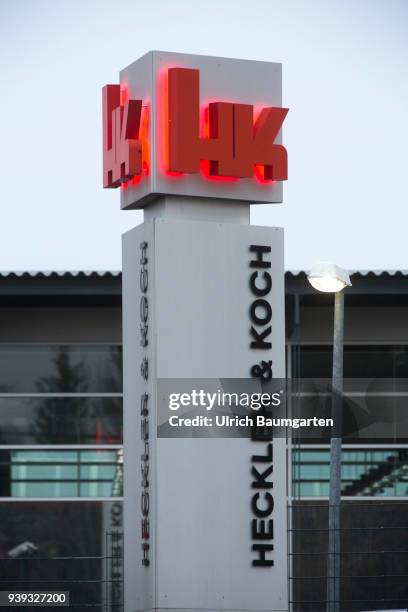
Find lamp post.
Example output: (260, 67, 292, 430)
(307, 262, 351, 612)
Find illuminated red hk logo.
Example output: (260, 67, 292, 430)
(102, 85, 143, 188)
(167, 68, 288, 181)
(102, 67, 288, 188)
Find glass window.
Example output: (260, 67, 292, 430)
(0, 344, 124, 499)
(12, 482, 80, 497)
(294, 345, 399, 379)
(0, 345, 122, 393)
(292, 448, 408, 497)
(80, 482, 116, 497)
(0, 450, 123, 498)
(291, 345, 408, 443)
(0, 397, 122, 445)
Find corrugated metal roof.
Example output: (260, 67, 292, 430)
(287, 270, 408, 277)
(0, 270, 408, 278)
(0, 271, 121, 278)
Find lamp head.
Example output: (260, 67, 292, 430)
(307, 262, 351, 293)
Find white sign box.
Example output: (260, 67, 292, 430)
(104, 51, 287, 208)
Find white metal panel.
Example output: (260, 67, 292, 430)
(123, 218, 287, 611)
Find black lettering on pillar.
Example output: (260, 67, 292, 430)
(140, 240, 150, 567)
(249, 245, 275, 569)
(252, 544, 274, 567)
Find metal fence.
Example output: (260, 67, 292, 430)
(0, 531, 123, 611)
(289, 501, 408, 612)
(1, 507, 407, 612)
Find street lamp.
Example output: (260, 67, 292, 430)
(308, 262, 351, 293)
(307, 262, 351, 612)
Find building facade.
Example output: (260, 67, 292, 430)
(0, 270, 407, 610)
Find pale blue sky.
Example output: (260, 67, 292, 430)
(1, 0, 407, 271)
